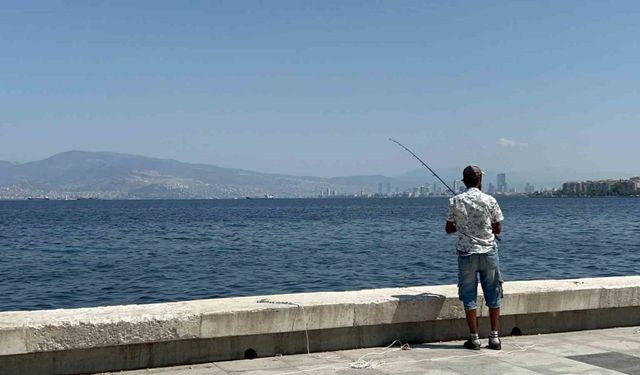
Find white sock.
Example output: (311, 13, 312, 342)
(470, 333, 480, 342)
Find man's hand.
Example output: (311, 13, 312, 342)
(492, 222, 502, 241)
(446, 220, 457, 234)
(491, 222, 501, 235)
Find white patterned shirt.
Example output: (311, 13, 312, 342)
(446, 187, 504, 255)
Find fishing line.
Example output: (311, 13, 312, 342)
(390, 138, 502, 242)
(389, 138, 456, 195)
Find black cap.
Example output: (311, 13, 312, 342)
(462, 165, 484, 181)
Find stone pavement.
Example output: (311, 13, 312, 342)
(107, 326, 640, 375)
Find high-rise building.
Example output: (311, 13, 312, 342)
(453, 180, 463, 193)
(386, 183, 391, 195)
(497, 173, 507, 193)
(378, 183, 383, 195)
(524, 183, 535, 194)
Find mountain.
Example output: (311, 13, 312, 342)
(328, 175, 398, 186)
(0, 151, 400, 199)
(5, 151, 629, 199)
(395, 167, 462, 186)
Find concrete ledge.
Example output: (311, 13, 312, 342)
(1, 276, 639, 374)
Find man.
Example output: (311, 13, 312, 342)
(445, 165, 504, 350)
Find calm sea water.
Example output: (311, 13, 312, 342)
(1, 197, 638, 311)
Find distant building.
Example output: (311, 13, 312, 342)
(524, 183, 535, 194)
(562, 178, 639, 196)
(453, 180, 463, 193)
(497, 173, 507, 193)
(419, 185, 428, 196)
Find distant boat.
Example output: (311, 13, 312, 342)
(246, 194, 274, 199)
(27, 196, 50, 201)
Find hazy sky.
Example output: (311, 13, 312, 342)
(1, 1, 638, 177)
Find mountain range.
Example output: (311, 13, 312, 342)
(0, 151, 398, 199)
(0, 151, 635, 199)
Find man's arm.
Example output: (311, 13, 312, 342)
(446, 220, 457, 234)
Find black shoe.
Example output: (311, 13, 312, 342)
(463, 339, 481, 350)
(487, 338, 501, 350)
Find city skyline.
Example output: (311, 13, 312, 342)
(1, 148, 637, 199)
(2, 2, 640, 178)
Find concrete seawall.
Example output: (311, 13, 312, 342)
(1, 276, 639, 375)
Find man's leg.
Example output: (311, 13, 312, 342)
(458, 255, 481, 349)
(489, 307, 500, 332)
(465, 308, 478, 334)
(479, 252, 503, 350)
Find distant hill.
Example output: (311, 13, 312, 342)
(0, 151, 402, 199)
(0, 160, 15, 168)
(328, 175, 398, 186)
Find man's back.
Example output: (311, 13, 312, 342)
(447, 187, 503, 254)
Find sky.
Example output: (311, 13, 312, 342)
(1, 1, 639, 178)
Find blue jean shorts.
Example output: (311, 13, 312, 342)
(457, 250, 503, 310)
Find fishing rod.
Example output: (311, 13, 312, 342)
(389, 138, 456, 195)
(390, 138, 502, 242)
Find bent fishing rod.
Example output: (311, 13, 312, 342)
(389, 138, 456, 195)
(389, 138, 501, 241)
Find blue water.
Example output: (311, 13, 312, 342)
(1, 197, 638, 312)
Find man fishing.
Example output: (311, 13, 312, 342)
(445, 165, 504, 350)
(389, 140, 504, 350)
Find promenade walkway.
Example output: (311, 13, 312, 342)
(106, 326, 640, 374)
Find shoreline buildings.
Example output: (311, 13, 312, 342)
(562, 177, 640, 196)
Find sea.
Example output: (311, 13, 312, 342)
(0, 197, 638, 312)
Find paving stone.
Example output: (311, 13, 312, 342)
(215, 357, 292, 373)
(568, 352, 640, 375)
(102, 363, 228, 374)
(110, 327, 639, 375)
(277, 353, 348, 374)
(495, 350, 624, 374)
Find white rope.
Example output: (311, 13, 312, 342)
(348, 340, 411, 369)
(396, 342, 541, 366)
(257, 299, 311, 355)
(273, 337, 541, 374)
(256, 297, 573, 374)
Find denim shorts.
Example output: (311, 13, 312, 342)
(457, 250, 503, 311)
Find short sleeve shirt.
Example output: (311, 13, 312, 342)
(447, 187, 504, 255)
